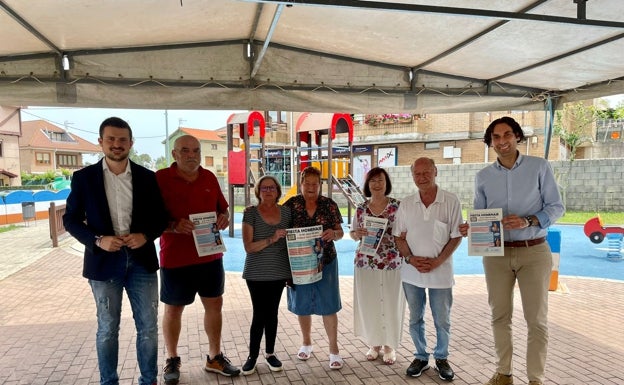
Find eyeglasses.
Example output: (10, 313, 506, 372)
(260, 186, 277, 192)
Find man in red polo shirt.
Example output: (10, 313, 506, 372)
(156, 135, 240, 384)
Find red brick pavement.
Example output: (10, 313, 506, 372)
(0, 247, 623, 385)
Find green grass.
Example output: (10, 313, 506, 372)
(0, 224, 21, 234)
(557, 211, 624, 225)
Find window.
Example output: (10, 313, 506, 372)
(211, 144, 218, 150)
(45, 130, 75, 142)
(222, 157, 228, 172)
(57, 154, 78, 167)
(425, 142, 440, 150)
(36, 152, 51, 164)
(0, 141, 3, 157)
(49, 132, 64, 141)
(205, 156, 214, 166)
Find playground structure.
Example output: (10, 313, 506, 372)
(295, 113, 367, 222)
(226, 111, 265, 237)
(583, 216, 624, 260)
(225, 111, 366, 236)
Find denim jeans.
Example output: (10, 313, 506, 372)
(402, 282, 452, 361)
(89, 251, 159, 385)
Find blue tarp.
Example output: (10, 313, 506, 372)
(56, 189, 70, 200)
(33, 190, 57, 202)
(3, 190, 34, 204)
(0, 189, 70, 204)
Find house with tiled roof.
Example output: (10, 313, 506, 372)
(19, 120, 101, 174)
(164, 127, 229, 175)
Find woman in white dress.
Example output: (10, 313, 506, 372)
(350, 167, 405, 365)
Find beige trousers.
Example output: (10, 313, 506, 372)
(483, 242, 552, 383)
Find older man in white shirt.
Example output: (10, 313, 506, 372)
(393, 157, 463, 382)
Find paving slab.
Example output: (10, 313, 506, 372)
(0, 223, 623, 384)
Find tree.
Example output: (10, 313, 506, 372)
(92, 148, 158, 169)
(614, 100, 624, 119)
(129, 148, 154, 169)
(594, 98, 624, 120)
(154, 156, 170, 170)
(20, 170, 56, 186)
(554, 101, 597, 161)
(553, 101, 601, 211)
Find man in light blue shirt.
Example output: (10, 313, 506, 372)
(464, 116, 564, 385)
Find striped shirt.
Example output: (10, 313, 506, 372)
(242, 205, 293, 281)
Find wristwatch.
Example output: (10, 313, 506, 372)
(95, 235, 103, 248)
(525, 216, 534, 227)
(405, 254, 412, 264)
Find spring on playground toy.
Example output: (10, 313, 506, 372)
(606, 233, 623, 260)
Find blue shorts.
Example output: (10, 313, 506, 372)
(160, 259, 225, 305)
(287, 258, 342, 316)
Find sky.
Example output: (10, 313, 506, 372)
(21, 107, 245, 160)
(21, 94, 623, 160)
(603, 94, 623, 107)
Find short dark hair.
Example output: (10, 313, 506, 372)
(301, 166, 321, 182)
(363, 167, 392, 197)
(483, 116, 525, 147)
(99, 117, 133, 139)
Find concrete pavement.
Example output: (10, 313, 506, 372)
(0, 221, 623, 384)
(0, 219, 74, 281)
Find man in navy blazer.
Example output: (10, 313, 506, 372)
(64, 117, 168, 385)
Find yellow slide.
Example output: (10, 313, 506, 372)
(279, 185, 298, 205)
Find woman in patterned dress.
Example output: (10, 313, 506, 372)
(350, 167, 404, 365)
(283, 166, 345, 370)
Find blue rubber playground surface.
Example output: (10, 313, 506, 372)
(221, 214, 623, 281)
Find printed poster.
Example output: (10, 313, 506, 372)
(358, 216, 388, 257)
(467, 208, 504, 256)
(285, 225, 323, 285)
(377, 147, 397, 168)
(189, 211, 226, 257)
(353, 155, 371, 188)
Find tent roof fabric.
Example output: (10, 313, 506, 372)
(0, 0, 623, 114)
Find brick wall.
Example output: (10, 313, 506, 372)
(385, 158, 624, 212)
(227, 158, 624, 212)
(390, 138, 560, 167)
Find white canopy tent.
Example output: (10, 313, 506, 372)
(0, 0, 623, 114)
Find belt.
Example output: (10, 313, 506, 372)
(503, 237, 546, 248)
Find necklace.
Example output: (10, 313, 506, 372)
(368, 198, 388, 217)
